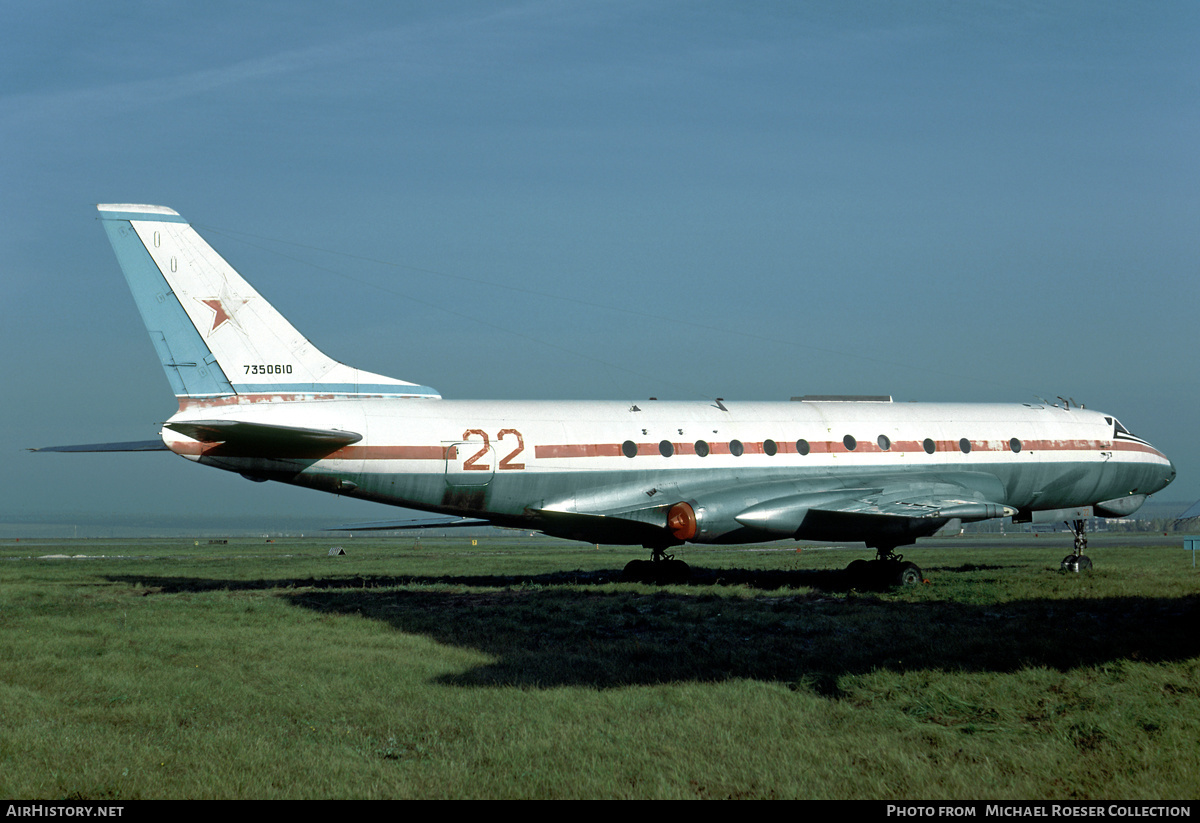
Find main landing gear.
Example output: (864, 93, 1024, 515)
(621, 546, 692, 585)
(845, 547, 923, 588)
(1060, 518, 1093, 572)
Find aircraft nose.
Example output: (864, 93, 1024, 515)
(1153, 453, 1177, 493)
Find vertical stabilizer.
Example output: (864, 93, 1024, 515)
(97, 204, 440, 401)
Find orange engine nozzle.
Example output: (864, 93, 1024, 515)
(667, 501, 697, 541)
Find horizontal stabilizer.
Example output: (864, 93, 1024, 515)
(30, 440, 170, 453)
(331, 517, 491, 531)
(164, 420, 362, 450)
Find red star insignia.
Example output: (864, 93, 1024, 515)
(196, 296, 248, 336)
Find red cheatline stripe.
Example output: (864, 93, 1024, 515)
(1110, 440, 1168, 458)
(533, 443, 624, 458)
(166, 437, 1165, 461)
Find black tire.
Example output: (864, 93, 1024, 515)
(861, 559, 897, 590)
(654, 558, 692, 585)
(621, 559, 650, 582)
(1060, 555, 1092, 572)
(621, 558, 691, 584)
(845, 558, 869, 585)
(896, 561, 922, 586)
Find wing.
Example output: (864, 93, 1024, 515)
(532, 475, 1015, 548)
(740, 485, 1015, 547)
(737, 485, 1016, 535)
(1173, 498, 1200, 523)
(30, 440, 170, 453)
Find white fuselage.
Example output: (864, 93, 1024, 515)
(160, 395, 1175, 547)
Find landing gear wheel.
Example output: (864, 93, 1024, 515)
(844, 557, 922, 588)
(621, 558, 650, 582)
(1060, 555, 1093, 572)
(845, 558, 869, 585)
(654, 558, 692, 585)
(895, 561, 923, 586)
(621, 556, 692, 584)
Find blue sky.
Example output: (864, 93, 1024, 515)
(4, 1, 1198, 528)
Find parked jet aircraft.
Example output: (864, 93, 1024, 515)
(37, 204, 1177, 584)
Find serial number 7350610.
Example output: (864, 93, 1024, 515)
(244, 364, 293, 375)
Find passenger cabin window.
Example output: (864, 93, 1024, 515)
(694, 440, 710, 457)
(796, 439, 810, 456)
(923, 438, 936, 454)
(843, 435, 857, 451)
(763, 439, 778, 456)
(729, 440, 744, 457)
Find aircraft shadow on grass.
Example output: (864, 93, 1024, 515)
(106, 568, 1200, 695)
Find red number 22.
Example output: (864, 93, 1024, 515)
(461, 428, 525, 471)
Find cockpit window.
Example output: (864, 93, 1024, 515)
(1113, 419, 1138, 438)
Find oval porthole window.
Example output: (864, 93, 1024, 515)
(877, 435, 891, 451)
(1010, 438, 1022, 453)
(729, 439, 744, 457)
(622, 440, 638, 458)
(923, 438, 936, 454)
(959, 438, 971, 454)
(843, 435, 857, 451)
(694, 440, 710, 457)
(659, 440, 674, 457)
(796, 439, 810, 456)
(763, 439, 778, 456)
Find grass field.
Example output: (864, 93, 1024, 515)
(1, 534, 1197, 799)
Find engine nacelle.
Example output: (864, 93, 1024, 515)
(665, 496, 757, 544)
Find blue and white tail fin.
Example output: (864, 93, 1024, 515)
(97, 204, 440, 404)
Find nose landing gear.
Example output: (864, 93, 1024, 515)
(1060, 518, 1092, 572)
